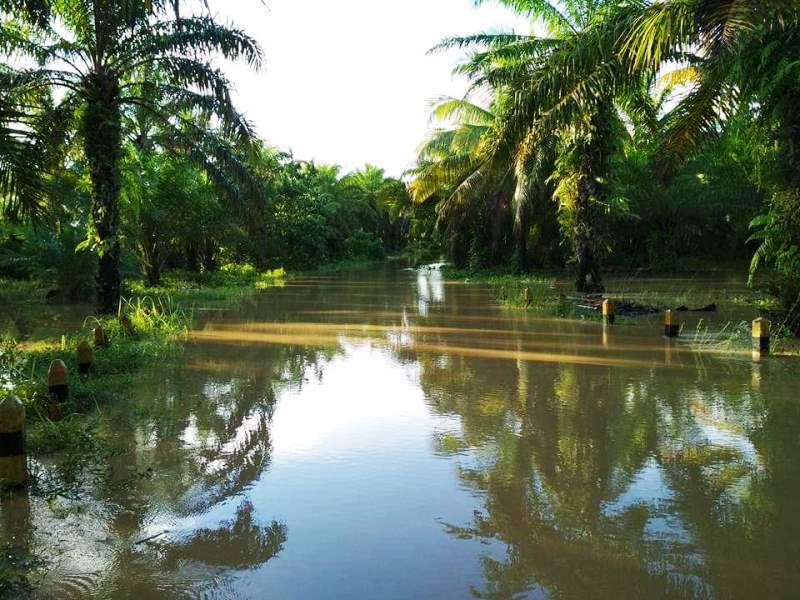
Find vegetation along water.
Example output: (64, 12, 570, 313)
(2, 1, 800, 599)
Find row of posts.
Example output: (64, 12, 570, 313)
(602, 299, 772, 356)
(1, 319, 133, 489)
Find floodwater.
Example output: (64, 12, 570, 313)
(3, 266, 800, 599)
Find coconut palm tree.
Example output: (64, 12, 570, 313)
(0, 0, 262, 312)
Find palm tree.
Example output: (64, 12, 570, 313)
(425, 1, 657, 290)
(0, 0, 262, 312)
(0, 0, 57, 218)
(621, 1, 800, 171)
(340, 164, 411, 251)
(409, 96, 503, 267)
(619, 1, 800, 295)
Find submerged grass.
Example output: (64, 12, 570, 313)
(0, 265, 286, 593)
(443, 266, 800, 353)
(1, 296, 188, 451)
(443, 267, 578, 318)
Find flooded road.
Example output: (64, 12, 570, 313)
(4, 267, 800, 599)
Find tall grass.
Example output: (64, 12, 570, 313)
(0, 293, 192, 457)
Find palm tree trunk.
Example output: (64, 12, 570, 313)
(572, 102, 613, 294)
(573, 179, 604, 293)
(516, 213, 530, 273)
(83, 71, 123, 314)
(146, 260, 161, 288)
(201, 238, 217, 272)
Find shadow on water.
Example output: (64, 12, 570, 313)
(2, 265, 800, 599)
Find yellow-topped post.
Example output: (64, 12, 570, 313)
(77, 341, 93, 373)
(523, 287, 532, 308)
(752, 317, 771, 357)
(47, 359, 69, 401)
(94, 325, 108, 347)
(602, 299, 616, 326)
(0, 395, 27, 488)
(664, 310, 680, 338)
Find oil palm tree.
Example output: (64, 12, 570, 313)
(0, 0, 56, 217)
(0, 0, 262, 312)
(621, 0, 800, 172)
(620, 1, 800, 296)
(410, 88, 556, 270)
(429, 0, 657, 290)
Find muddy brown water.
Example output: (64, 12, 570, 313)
(3, 267, 800, 599)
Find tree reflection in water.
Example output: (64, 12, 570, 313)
(419, 349, 800, 599)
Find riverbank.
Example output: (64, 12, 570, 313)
(0, 265, 285, 480)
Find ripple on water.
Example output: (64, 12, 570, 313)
(45, 571, 104, 599)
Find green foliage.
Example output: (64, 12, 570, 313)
(1, 0, 264, 312)
(0, 221, 96, 301)
(122, 149, 224, 286)
(606, 120, 765, 271)
(247, 156, 409, 270)
(343, 231, 386, 261)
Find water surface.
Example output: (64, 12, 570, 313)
(4, 267, 800, 599)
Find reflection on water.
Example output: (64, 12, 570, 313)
(2, 266, 800, 599)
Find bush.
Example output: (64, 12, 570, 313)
(343, 231, 386, 260)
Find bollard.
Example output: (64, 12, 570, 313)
(0, 395, 27, 487)
(752, 318, 771, 357)
(523, 287, 532, 308)
(76, 341, 93, 373)
(47, 359, 69, 401)
(120, 314, 134, 337)
(602, 299, 616, 325)
(94, 325, 108, 347)
(664, 310, 680, 338)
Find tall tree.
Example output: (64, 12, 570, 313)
(419, 1, 657, 289)
(0, 0, 262, 312)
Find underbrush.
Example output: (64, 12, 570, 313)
(0, 278, 48, 305)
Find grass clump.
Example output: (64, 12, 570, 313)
(126, 264, 286, 308)
(442, 267, 575, 316)
(1, 295, 189, 456)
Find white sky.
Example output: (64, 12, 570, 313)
(206, 0, 532, 177)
